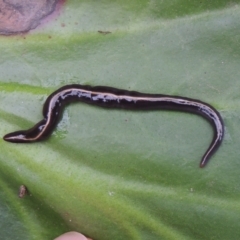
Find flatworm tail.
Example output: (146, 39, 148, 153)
(3, 84, 224, 168)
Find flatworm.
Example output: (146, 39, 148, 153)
(3, 84, 224, 167)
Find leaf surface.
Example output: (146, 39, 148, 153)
(1, 1, 240, 239)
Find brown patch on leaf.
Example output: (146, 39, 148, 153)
(0, 0, 60, 35)
(18, 184, 28, 198)
(98, 30, 111, 35)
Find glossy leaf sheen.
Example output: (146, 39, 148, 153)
(1, 0, 240, 239)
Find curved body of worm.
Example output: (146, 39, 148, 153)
(3, 84, 224, 168)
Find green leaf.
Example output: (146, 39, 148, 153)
(1, 0, 240, 239)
